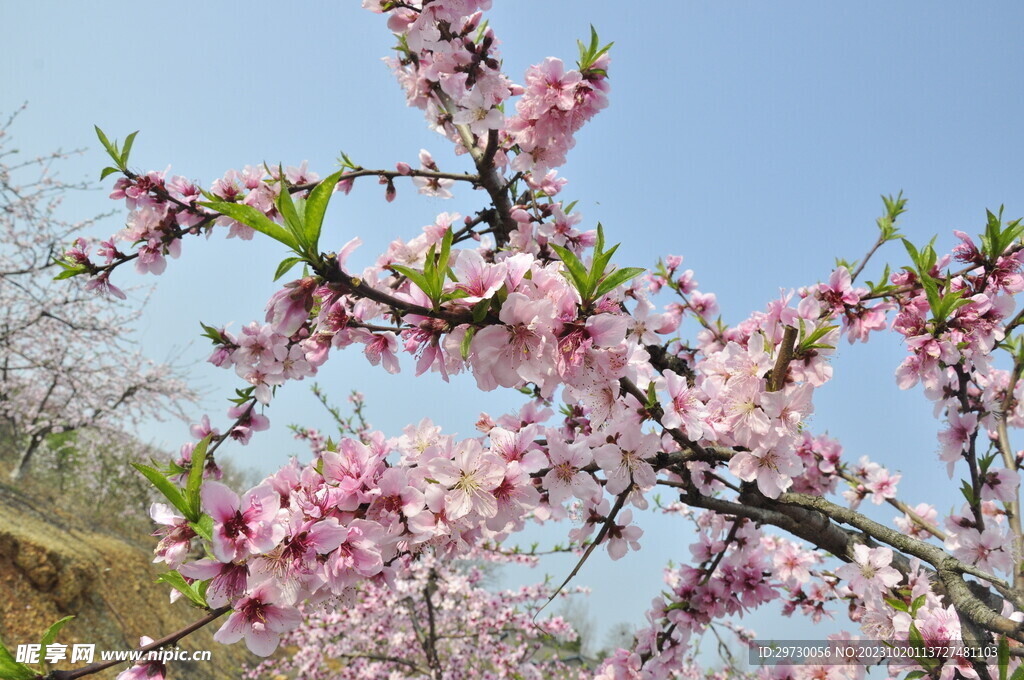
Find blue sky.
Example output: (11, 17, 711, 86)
(3, 0, 1024, 665)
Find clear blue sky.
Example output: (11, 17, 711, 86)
(3, 0, 1023, 664)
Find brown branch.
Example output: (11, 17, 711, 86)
(849, 234, 885, 283)
(335, 653, 427, 673)
(46, 607, 229, 680)
(860, 243, 1024, 301)
(837, 469, 947, 541)
(768, 325, 798, 392)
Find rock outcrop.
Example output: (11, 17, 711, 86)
(0, 484, 255, 679)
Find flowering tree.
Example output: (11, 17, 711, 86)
(0, 107, 193, 483)
(245, 549, 593, 680)
(14, 2, 1024, 679)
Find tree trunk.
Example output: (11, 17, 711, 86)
(9, 435, 41, 482)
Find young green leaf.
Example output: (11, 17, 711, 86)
(390, 264, 434, 301)
(275, 174, 308, 250)
(274, 256, 305, 282)
(302, 169, 346, 250)
(53, 266, 87, 281)
(184, 434, 212, 522)
(200, 200, 300, 251)
(40, 616, 75, 649)
(94, 125, 120, 166)
(883, 596, 909, 613)
(460, 326, 476, 360)
(471, 298, 491, 323)
(156, 571, 208, 608)
(0, 644, 36, 680)
(120, 131, 139, 168)
(594, 266, 645, 299)
(189, 514, 214, 542)
(549, 243, 590, 295)
(132, 463, 188, 518)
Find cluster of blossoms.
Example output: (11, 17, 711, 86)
(45, 2, 1024, 680)
(245, 550, 590, 680)
(625, 515, 780, 676)
(886, 226, 1024, 579)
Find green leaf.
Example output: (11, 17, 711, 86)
(276, 175, 307, 249)
(274, 256, 305, 282)
(460, 326, 476, 360)
(471, 298, 490, 323)
(590, 242, 619, 291)
(0, 639, 35, 680)
(156, 571, 208, 608)
(132, 463, 188, 517)
(437, 228, 454, 285)
(549, 243, 589, 296)
(199, 322, 225, 344)
(303, 169, 346, 253)
(903, 672, 927, 680)
(960, 479, 975, 505)
(200, 200, 299, 251)
(53, 266, 86, 281)
(40, 616, 75, 648)
(189, 514, 213, 542)
(185, 435, 211, 522)
(645, 381, 658, 409)
(391, 264, 434, 301)
(919, 275, 941, 317)
(883, 596, 909, 613)
(100, 166, 121, 180)
(0, 651, 34, 675)
(195, 579, 210, 603)
(1011, 664, 1024, 680)
(908, 621, 924, 647)
(120, 131, 138, 168)
(594, 267, 646, 299)
(94, 125, 119, 165)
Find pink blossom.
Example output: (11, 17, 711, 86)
(541, 436, 600, 504)
(835, 545, 901, 601)
(658, 369, 709, 440)
(428, 440, 505, 519)
(203, 481, 285, 563)
(213, 581, 302, 656)
(265, 277, 318, 337)
(593, 428, 658, 496)
(149, 503, 196, 569)
(114, 637, 165, 680)
(728, 444, 803, 499)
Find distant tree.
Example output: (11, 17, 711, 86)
(247, 550, 591, 680)
(0, 106, 194, 482)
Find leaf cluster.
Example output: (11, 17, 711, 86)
(131, 434, 212, 531)
(902, 238, 970, 325)
(577, 25, 613, 74)
(550, 224, 644, 308)
(202, 168, 346, 276)
(390, 227, 457, 310)
(979, 206, 1024, 264)
(95, 125, 138, 180)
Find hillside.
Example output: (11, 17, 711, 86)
(0, 483, 258, 680)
